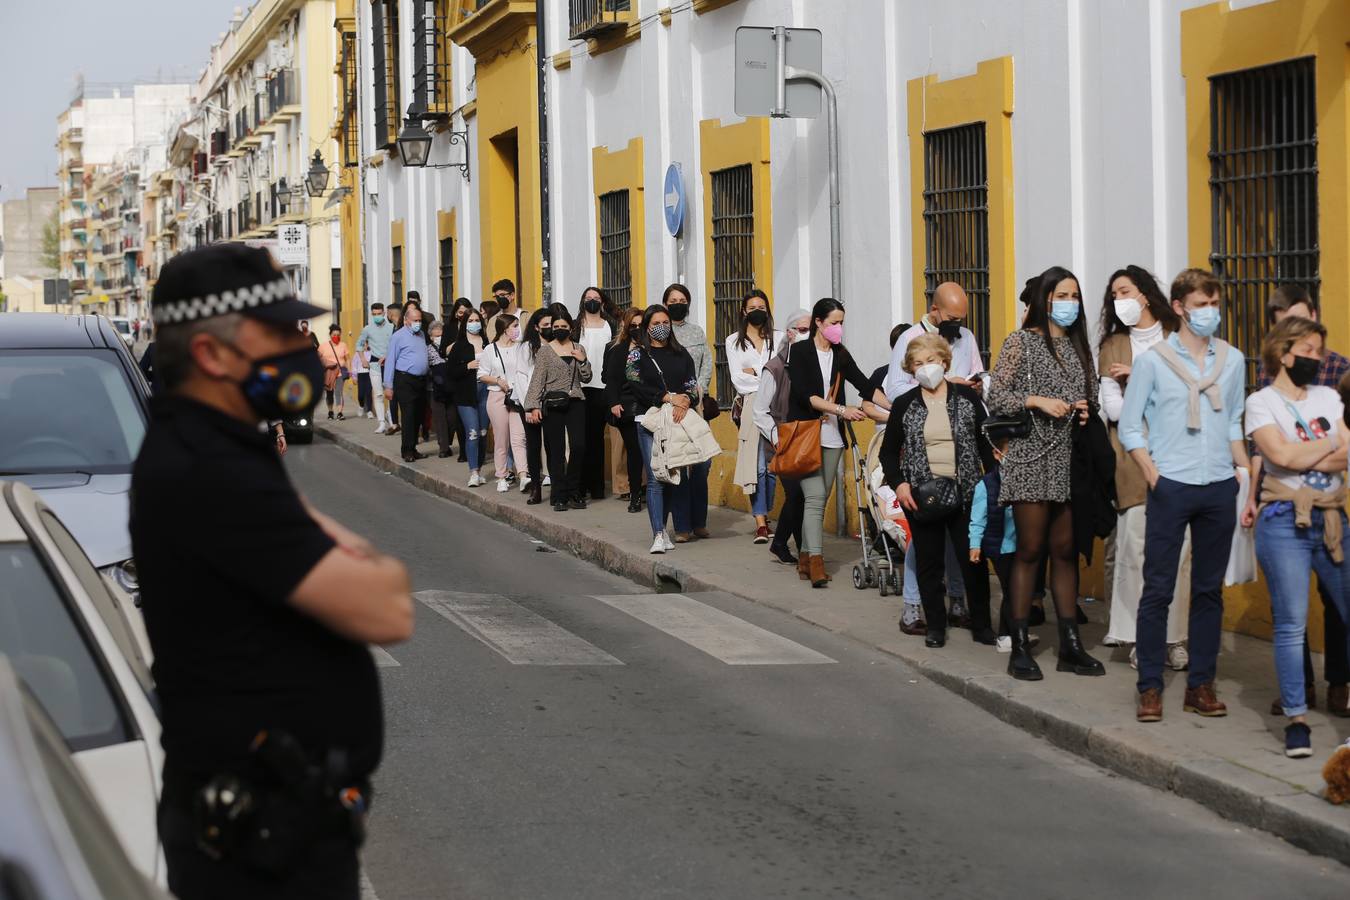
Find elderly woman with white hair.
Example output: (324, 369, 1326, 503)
(752, 307, 814, 565)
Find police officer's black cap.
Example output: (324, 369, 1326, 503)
(151, 244, 325, 327)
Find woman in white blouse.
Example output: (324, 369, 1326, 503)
(727, 289, 786, 543)
(479, 314, 529, 492)
(1096, 265, 1190, 670)
(576, 287, 617, 502)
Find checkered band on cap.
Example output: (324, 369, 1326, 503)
(152, 277, 295, 325)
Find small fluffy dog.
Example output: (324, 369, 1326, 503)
(1324, 737, 1350, 805)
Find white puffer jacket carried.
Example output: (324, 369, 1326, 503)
(639, 404, 722, 484)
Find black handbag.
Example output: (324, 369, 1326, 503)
(981, 411, 1031, 444)
(909, 476, 962, 523)
(542, 390, 570, 411)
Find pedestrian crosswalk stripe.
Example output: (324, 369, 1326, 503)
(369, 645, 400, 667)
(415, 590, 624, 666)
(590, 593, 836, 665)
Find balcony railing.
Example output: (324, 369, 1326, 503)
(267, 68, 298, 114)
(568, 0, 631, 40)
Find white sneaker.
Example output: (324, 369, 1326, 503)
(520, 476, 532, 493)
(996, 636, 1012, 653)
(660, 531, 675, 551)
(496, 479, 509, 493)
(1167, 642, 1190, 671)
(1129, 645, 1138, 670)
(543, 475, 552, 487)
(375, 423, 387, 434)
(469, 472, 484, 487)
(650, 534, 667, 554)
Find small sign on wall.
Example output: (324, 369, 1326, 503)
(277, 223, 308, 266)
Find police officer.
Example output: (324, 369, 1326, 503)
(131, 244, 413, 900)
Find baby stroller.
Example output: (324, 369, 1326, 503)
(845, 423, 909, 595)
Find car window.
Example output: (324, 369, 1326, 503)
(26, 688, 153, 899)
(39, 510, 153, 696)
(0, 545, 130, 751)
(0, 351, 145, 475)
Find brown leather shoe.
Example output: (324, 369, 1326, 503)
(674, 533, 692, 544)
(1328, 684, 1350, 717)
(798, 553, 812, 581)
(1269, 684, 1317, 716)
(899, 617, 928, 636)
(817, 552, 831, 582)
(1136, 688, 1163, 723)
(693, 527, 712, 539)
(1183, 683, 1228, 717)
(809, 554, 829, 588)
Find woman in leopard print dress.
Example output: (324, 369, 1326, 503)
(986, 266, 1104, 681)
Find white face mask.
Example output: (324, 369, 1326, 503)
(915, 363, 946, 391)
(1114, 297, 1144, 328)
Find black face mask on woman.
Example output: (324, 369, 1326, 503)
(1287, 355, 1320, 388)
(746, 309, 768, 328)
(583, 298, 602, 315)
(551, 326, 573, 342)
(667, 303, 690, 322)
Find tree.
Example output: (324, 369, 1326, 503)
(40, 211, 59, 274)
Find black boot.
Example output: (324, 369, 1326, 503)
(1056, 618, 1105, 676)
(527, 482, 543, 506)
(1008, 620, 1043, 681)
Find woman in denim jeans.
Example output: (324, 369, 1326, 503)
(445, 308, 491, 486)
(1246, 316, 1350, 759)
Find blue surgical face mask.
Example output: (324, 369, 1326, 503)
(467, 321, 482, 335)
(1050, 299, 1080, 328)
(409, 321, 422, 334)
(1187, 305, 1221, 338)
(372, 315, 385, 325)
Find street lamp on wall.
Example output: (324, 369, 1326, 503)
(396, 104, 470, 181)
(304, 150, 330, 198)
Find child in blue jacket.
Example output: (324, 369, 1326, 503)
(969, 447, 1019, 650)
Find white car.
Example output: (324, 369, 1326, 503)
(0, 480, 163, 884)
(0, 654, 170, 899)
(109, 315, 135, 346)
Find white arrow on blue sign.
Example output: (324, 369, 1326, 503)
(663, 163, 685, 237)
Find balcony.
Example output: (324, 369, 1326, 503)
(568, 0, 632, 40)
(267, 69, 299, 117)
(451, 0, 537, 58)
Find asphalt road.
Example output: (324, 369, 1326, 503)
(288, 441, 1350, 899)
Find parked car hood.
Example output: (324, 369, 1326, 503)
(10, 473, 131, 568)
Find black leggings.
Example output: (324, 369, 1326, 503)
(581, 388, 608, 499)
(542, 399, 586, 504)
(617, 418, 644, 497)
(1010, 501, 1077, 621)
(521, 410, 545, 482)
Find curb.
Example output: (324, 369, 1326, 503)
(316, 424, 1350, 866)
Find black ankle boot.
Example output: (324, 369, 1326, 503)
(1008, 620, 1043, 681)
(1056, 618, 1105, 676)
(526, 483, 543, 505)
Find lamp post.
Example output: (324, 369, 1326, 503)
(396, 105, 433, 168)
(305, 150, 330, 198)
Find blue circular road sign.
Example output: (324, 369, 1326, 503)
(663, 163, 685, 237)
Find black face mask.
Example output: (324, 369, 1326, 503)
(746, 309, 769, 327)
(1288, 355, 1320, 388)
(232, 345, 325, 421)
(551, 327, 572, 341)
(667, 303, 690, 322)
(937, 320, 963, 342)
(583, 299, 603, 315)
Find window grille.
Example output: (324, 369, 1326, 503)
(599, 189, 632, 311)
(922, 122, 990, 365)
(371, 0, 402, 149)
(415, 1, 453, 117)
(391, 245, 403, 307)
(711, 164, 754, 406)
(341, 31, 361, 167)
(1209, 57, 1318, 386)
(438, 235, 455, 321)
(568, 0, 632, 40)
(332, 267, 343, 320)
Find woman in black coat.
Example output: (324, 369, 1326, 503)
(604, 306, 647, 514)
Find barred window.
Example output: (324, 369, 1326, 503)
(340, 30, 361, 167)
(371, 0, 402, 150)
(922, 122, 990, 365)
(391, 245, 403, 307)
(711, 164, 754, 406)
(598, 189, 632, 311)
(439, 235, 454, 321)
(415, 1, 453, 118)
(1209, 57, 1318, 386)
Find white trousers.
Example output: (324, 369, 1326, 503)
(368, 359, 390, 425)
(1107, 504, 1191, 644)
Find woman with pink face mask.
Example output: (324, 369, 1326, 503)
(783, 298, 875, 587)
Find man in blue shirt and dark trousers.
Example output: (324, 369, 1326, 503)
(383, 304, 429, 462)
(1119, 268, 1249, 723)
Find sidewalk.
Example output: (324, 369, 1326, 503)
(316, 417, 1350, 865)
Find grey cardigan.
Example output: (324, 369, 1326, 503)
(524, 343, 593, 411)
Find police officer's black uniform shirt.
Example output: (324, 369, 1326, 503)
(130, 397, 381, 783)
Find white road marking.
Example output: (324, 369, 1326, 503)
(360, 871, 380, 899)
(416, 590, 623, 666)
(591, 593, 836, 665)
(369, 645, 400, 667)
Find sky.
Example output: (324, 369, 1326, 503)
(0, 0, 247, 202)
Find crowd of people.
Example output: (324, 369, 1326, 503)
(316, 265, 1350, 760)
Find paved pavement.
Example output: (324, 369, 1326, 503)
(291, 438, 1350, 896)
(314, 415, 1350, 868)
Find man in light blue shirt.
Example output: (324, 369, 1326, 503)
(382, 306, 429, 461)
(1118, 268, 1249, 723)
(355, 303, 394, 432)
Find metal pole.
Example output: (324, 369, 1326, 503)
(535, 0, 553, 309)
(786, 66, 846, 535)
(772, 27, 788, 117)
